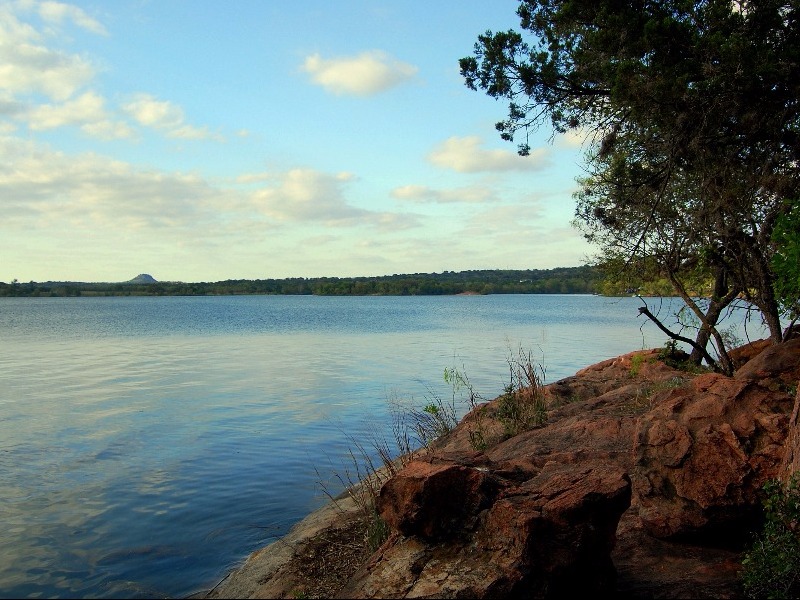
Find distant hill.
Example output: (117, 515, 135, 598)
(125, 274, 157, 284)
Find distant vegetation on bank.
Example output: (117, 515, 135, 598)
(0, 266, 604, 297)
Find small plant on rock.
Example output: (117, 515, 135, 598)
(496, 346, 547, 438)
(444, 364, 489, 452)
(629, 352, 646, 377)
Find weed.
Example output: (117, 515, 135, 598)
(629, 353, 646, 377)
(315, 370, 472, 553)
(496, 346, 547, 438)
(444, 364, 490, 452)
(314, 427, 411, 554)
(657, 339, 711, 374)
(741, 475, 800, 598)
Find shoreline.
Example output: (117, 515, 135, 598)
(193, 338, 800, 598)
(198, 492, 365, 599)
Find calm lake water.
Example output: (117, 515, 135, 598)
(0, 294, 767, 598)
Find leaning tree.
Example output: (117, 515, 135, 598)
(460, 0, 800, 371)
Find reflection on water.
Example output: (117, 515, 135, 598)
(0, 294, 767, 598)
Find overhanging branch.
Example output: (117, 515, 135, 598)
(637, 305, 722, 373)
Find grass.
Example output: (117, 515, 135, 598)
(315, 373, 469, 553)
(316, 347, 550, 552)
(495, 346, 548, 439)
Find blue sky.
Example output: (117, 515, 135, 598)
(1, 0, 594, 283)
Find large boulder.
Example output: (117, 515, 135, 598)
(734, 337, 800, 390)
(632, 372, 793, 539)
(377, 456, 501, 541)
(340, 456, 631, 599)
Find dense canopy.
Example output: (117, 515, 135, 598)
(461, 0, 800, 373)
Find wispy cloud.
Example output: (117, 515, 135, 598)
(391, 183, 498, 204)
(428, 136, 550, 173)
(250, 168, 416, 230)
(301, 50, 418, 96)
(23, 90, 134, 139)
(0, 135, 218, 230)
(26, 90, 102, 128)
(32, 0, 109, 36)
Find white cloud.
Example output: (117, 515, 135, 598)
(81, 118, 135, 140)
(0, 135, 218, 230)
(123, 94, 184, 129)
(0, 15, 96, 101)
(428, 136, 550, 173)
(19, 90, 134, 139)
(247, 168, 419, 231)
(34, 1, 108, 36)
(391, 184, 498, 204)
(26, 90, 102, 129)
(122, 93, 220, 141)
(301, 50, 418, 96)
(251, 169, 366, 224)
(556, 127, 592, 149)
(167, 124, 220, 141)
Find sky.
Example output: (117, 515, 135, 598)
(0, 0, 596, 283)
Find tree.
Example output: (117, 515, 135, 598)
(772, 202, 800, 333)
(460, 0, 800, 372)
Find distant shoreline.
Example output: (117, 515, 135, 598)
(0, 266, 602, 297)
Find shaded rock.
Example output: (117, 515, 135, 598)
(377, 459, 501, 541)
(632, 373, 793, 539)
(728, 339, 772, 369)
(342, 457, 631, 599)
(779, 387, 800, 485)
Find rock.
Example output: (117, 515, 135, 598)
(377, 458, 501, 541)
(202, 338, 800, 599)
(734, 337, 800, 390)
(779, 387, 800, 485)
(728, 339, 772, 369)
(342, 457, 631, 598)
(632, 372, 793, 539)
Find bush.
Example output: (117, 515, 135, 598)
(741, 475, 800, 599)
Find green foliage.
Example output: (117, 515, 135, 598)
(629, 353, 646, 377)
(741, 476, 800, 599)
(496, 347, 547, 438)
(772, 203, 800, 321)
(365, 509, 390, 553)
(461, 0, 799, 350)
(444, 365, 489, 452)
(656, 339, 709, 374)
(407, 388, 459, 448)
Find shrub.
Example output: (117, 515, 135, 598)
(741, 475, 800, 599)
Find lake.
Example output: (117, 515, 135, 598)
(0, 294, 767, 598)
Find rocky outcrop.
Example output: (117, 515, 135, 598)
(779, 387, 800, 486)
(204, 341, 800, 599)
(632, 373, 793, 539)
(339, 457, 630, 598)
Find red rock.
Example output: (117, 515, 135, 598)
(734, 337, 800, 388)
(633, 373, 793, 539)
(377, 460, 501, 541)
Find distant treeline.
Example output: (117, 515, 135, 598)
(0, 267, 602, 297)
